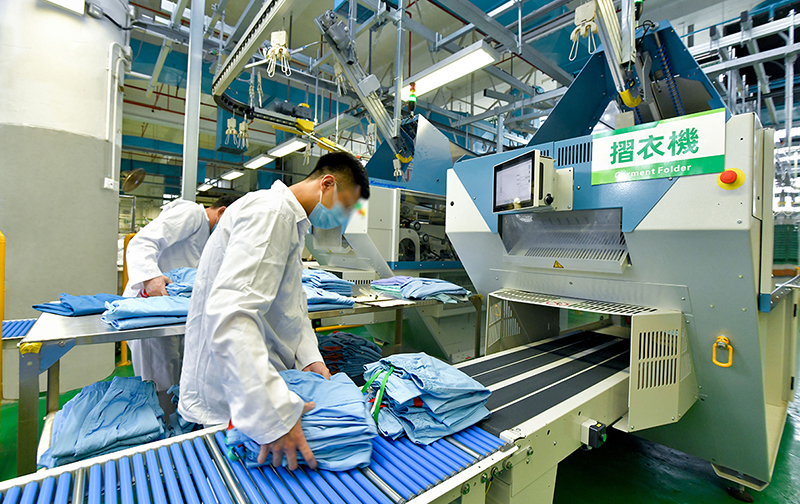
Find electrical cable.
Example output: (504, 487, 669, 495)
(103, 13, 135, 31)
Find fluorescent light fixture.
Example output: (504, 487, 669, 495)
(42, 0, 84, 15)
(269, 138, 309, 158)
(197, 183, 213, 192)
(400, 41, 500, 101)
(221, 170, 244, 181)
(244, 153, 275, 169)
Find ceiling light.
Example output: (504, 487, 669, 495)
(244, 153, 275, 169)
(400, 41, 500, 101)
(221, 170, 244, 181)
(197, 183, 213, 192)
(269, 138, 309, 158)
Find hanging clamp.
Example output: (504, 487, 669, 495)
(712, 335, 733, 368)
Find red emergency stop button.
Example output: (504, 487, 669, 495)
(720, 170, 738, 184)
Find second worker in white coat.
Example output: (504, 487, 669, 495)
(124, 195, 238, 415)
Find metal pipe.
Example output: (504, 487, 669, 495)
(181, 0, 204, 202)
(496, 113, 504, 153)
(393, 1, 406, 136)
(786, 10, 796, 179)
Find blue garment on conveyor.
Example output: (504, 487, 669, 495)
(371, 276, 413, 286)
(399, 278, 469, 301)
(303, 285, 354, 311)
(1, 319, 35, 338)
(225, 370, 377, 471)
(165, 267, 197, 297)
(318, 332, 382, 380)
(302, 269, 355, 296)
(101, 296, 191, 330)
(39, 377, 165, 468)
(33, 293, 124, 317)
(364, 353, 490, 445)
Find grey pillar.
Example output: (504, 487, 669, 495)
(181, 0, 205, 201)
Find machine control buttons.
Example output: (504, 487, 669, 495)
(717, 168, 745, 190)
(720, 170, 737, 184)
(581, 419, 608, 448)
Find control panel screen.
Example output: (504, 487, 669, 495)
(493, 152, 535, 213)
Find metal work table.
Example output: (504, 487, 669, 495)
(15, 285, 455, 476)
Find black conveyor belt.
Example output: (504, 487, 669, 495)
(458, 331, 630, 437)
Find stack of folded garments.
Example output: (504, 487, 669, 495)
(39, 377, 165, 468)
(318, 332, 382, 379)
(400, 277, 469, 303)
(164, 267, 197, 297)
(225, 370, 377, 471)
(101, 296, 191, 330)
(303, 285, 355, 312)
(370, 276, 413, 297)
(33, 293, 124, 316)
(302, 269, 355, 296)
(363, 353, 490, 445)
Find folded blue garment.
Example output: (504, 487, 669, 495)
(165, 267, 197, 298)
(302, 269, 354, 296)
(226, 371, 377, 471)
(40, 377, 165, 469)
(371, 276, 413, 287)
(318, 332, 382, 380)
(364, 353, 490, 445)
(33, 293, 124, 317)
(101, 297, 191, 330)
(399, 278, 469, 300)
(303, 285, 354, 310)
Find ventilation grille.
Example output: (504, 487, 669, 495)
(637, 330, 680, 390)
(494, 289, 657, 316)
(351, 279, 372, 285)
(555, 140, 592, 168)
(487, 299, 522, 349)
(525, 246, 627, 262)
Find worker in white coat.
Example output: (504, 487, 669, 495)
(179, 152, 369, 470)
(124, 194, 238, 415)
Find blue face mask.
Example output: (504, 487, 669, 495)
(309, 183, 349, 230)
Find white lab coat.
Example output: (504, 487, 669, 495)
(124, 199, 210, 392)
(178, 181, 323, 445)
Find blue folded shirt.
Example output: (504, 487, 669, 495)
(226, 371, 377, 471)
(399, 278, 468, 300)
(33, 293, 124, 317)
(371, 276, 413, 287)
(302, 269, 355, 296)
(303, 285, 354, 310)
(101, 296, 191, 330)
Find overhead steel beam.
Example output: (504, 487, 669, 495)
(182, 0, 204, 201)
(418, 99, 528, 143)
(503, 108, 549, 125)
(484, 89, 516, 102)
(134, 19, 220, 51)
(435, 0, 573, 86)
(170, 0, 189, 29)
(506, 0, 572, 32)
(432, 0, 531, 51)
(224, 0, 261, 49)
(450, 86, 566, 127)
(746, 39, 778, 125)
(205, 0, 231, 36)
(689, 13, 800, 58)
(702, 42, 800, 77)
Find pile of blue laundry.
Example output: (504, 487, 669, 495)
(317, 332, 382, 381)
(33, 293, 124, 317)
(164, 267, 197, 297)
(101, 296, 190, 330)
(225, 370, 377, 471)
(363, 353, 490, 445)
(302, 269, 354, 296)
(371, 276, 469, 304)
(39, 377, 166, 468)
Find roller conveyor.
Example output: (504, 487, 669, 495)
(0, 424, 510, 504)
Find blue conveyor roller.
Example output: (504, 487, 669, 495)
(1, 425, 509, 504)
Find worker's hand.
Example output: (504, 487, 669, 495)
(303, 361, 331, 379)
(143, 275, 171, 297)
(258, 401, 317, 470)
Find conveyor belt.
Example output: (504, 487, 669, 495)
(458, 331, 630, 437)
(0, 425, 509, 504)
(2, 319, 35, 338)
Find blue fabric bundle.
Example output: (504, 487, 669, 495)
(399, 278, 469, 303)
(101, 296, 191, 330)
(165, 267, 197, 298)
(371, 276, 413, 287)
(318, 332, 382, 379)
(363, 353, 490, 445)
(303, 285, 355, 312)
(225, 371, 377, 471)
(39, 377, 165, 469)
(302, 269, 355, 296)
(33, 293, 124, 317)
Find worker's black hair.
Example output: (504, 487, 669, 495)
(305, 152, 370, 200)
(210, 195, 239, 209)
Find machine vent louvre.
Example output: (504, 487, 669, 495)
(493, 289, 658, 316)
(569, 300, 657, 315)
(487, 299, 523, 349)
(637, 330, 680, 390)
(555, 140, 592, 168)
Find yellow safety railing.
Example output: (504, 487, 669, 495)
(1, 231, 5, 399)
(119, 233, 136, 366)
